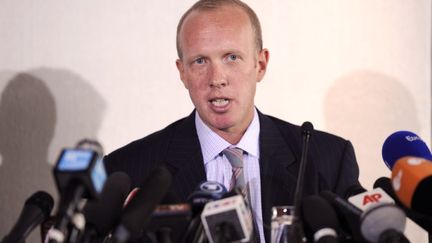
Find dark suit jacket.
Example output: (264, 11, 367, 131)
(104, 110, 361, 242)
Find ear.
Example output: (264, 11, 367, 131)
(176, 59, 189, 89)
(256, 48, 270, 82)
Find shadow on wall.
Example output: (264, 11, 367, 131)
(323, 70, 420, 188)
(0, 68, 106, 241)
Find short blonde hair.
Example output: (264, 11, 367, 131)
(176, 0, 263, 59)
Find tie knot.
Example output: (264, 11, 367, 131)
(222, 147, 244, 168)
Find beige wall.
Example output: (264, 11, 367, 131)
(0, 0, 430, 242)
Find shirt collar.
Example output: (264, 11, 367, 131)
(195, 109, 260, 164)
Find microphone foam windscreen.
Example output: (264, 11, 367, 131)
(83, 171, 131, 235)
(302, 195, 339, 243)
(301, 121, 314, 136)
(373, 177, 397, 199)
(392, 157, 432, 215)
(382, 131, 432, 169)
(119, 166, 172, 240)
(26, 191, 54, 218)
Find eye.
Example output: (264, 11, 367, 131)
(194, 57, 205, 65)
(228, 54, 237, 61)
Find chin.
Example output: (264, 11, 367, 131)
(212, 120, 236, 131)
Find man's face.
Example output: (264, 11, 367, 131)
(176, 5, 269, 140)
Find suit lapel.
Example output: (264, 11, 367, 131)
(164, 112, 207, 201)
(258, 113, 299, 242)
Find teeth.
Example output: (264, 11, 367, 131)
(211, 99, 229, 107)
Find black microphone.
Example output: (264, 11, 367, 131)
(147, 203, 192, 243)
(81, 171, 131, 243)
(1, 191, 54, 243)
(289, 121, 314, 243)
(301, 195, 339, 243)
(320, 191, 366, 243)
(374, 177, 432, 233)
(48, 142, 108, 243)
(109, 166, 172, 243)
(141, 187, 190, 243)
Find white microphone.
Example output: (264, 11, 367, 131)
(201, 194, 253, 243)
(348, 187, 408, 243)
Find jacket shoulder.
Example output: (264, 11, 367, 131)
(263, 114, 360, 195)
(103, 115, 192, 177)
(265, 114, 348, 145)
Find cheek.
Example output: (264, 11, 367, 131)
(238, 75, 257, 99)
(184, 69, 208, 89)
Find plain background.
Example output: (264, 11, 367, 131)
(0, 0, 430, 242)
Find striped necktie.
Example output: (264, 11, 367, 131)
(222, 147, 247, 197)
(222, 147, 260, 243)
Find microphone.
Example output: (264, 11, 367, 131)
(188, 181, 227, 216)
(347, 183, 410, 243)
(147, 203, 192, 243)
(347, 187, 395, 212)
(391, 156, 432, 216)
(374, 177, 432, 233)
(1, 191, 54, 243)
(81, 171, 131, 243)
(301, 195, 339, 243)
(382, 131, 432, 169)
(200, 189, 253, 243)
(141, 185, 190, 243)
(182, 181, 227, 243)
(48, 141, 107, 243)
(321, 191, 407, 243)
(290, 121, 314, 243)
(380, 131, 432, 237)
(320, 191, 365, 243)
(109, 166, 172, 243)
(360, 204, 408, 243)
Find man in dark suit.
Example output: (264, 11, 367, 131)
(104, 0, 361, 242)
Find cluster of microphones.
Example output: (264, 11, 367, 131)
(1, 127, 432, 243)
(296, 129, 432, 243)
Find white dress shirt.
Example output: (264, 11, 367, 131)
(195, 109, 265, 243)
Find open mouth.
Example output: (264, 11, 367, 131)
(210, 98, 229, 107)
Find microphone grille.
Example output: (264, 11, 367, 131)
(301, 121, 314, 136)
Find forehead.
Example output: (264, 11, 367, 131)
(178, 5, 254, 48)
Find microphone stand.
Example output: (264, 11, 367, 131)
(288, 122, 313, 243)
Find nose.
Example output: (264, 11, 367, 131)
(209, 63, 227, 88)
